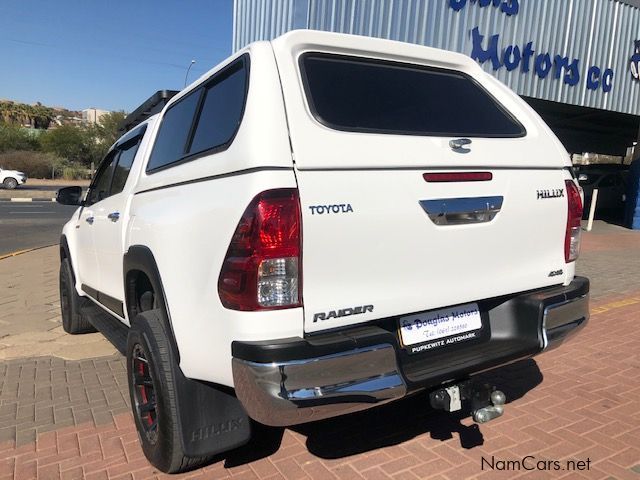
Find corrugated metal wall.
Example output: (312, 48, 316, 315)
(233, 0, 640, 116)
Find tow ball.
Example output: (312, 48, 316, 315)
(429, 382, 506, 424)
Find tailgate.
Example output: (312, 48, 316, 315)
(270, 31, 573, 333)
(297, 167, 569, 333)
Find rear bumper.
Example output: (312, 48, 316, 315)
(232, 277, 589, 426)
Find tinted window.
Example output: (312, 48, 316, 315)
(146, 90, 201, 171)
(146, 56, 249, 173)
(189, 62, 247, 154)
(111, 139, 141, 195)
(87, 151, 117, 205)
(301, 54, 525, 137)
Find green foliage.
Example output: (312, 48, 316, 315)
(0, 151, 59, 178)
(0, 123, 40, 153)
(0, 101, 128, 172)
(0, 151, 90, 179)
(39, 125, 106, 167)
(0, 101, 56, 129)
(96, 111, 127, 146)
(52, 157, 91, 179)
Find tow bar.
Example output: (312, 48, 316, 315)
(429, 382, 506, 424)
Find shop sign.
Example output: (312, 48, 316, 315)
(450, 0, 615, 93)
(631, 41, 640, 80)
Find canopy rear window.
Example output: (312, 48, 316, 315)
(300, 53, 525, 138)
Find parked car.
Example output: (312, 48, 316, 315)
(0, 167, 27, 189)
(576, 165, 628, 218)
(57, 30, 590, 473)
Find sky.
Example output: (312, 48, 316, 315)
(0, 0, 233, 112)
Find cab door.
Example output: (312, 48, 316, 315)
(76, 151, 118, 293)
(92, 126, 147, 322)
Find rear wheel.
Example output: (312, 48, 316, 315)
(3, 177, 18, 189)
(59, 258, 96, 334)
(127, 309, 214, 473)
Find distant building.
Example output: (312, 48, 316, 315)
(82, 108, 110, 125)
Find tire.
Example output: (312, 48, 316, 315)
(59, 258, 96, 334)
(3, 177, 18, 190)
(127, 310, 213, 473)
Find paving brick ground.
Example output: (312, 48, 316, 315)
(0, 247, 116, 360)
(0, 221, 639, 479)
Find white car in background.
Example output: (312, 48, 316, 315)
(0, 167, 27, 189)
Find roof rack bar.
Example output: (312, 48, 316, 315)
(119, 89, 179, 133)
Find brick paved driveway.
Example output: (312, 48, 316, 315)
(0, 221, 639, 479)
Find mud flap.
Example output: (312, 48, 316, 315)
(172, 360, 251, 458)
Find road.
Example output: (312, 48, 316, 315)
(0, 201, 78, 256)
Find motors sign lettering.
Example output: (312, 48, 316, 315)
(449, 0, 519, 16)
(631, 41, 640, 81)
(451, 0, 615, 93)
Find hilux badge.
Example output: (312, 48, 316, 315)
(537, 188, 564, 199)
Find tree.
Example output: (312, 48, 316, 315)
(0, 123, 40, 153)
(0, 101, 54, 129)
(39, 125, 98, 166)
(96, 111, 127, 147)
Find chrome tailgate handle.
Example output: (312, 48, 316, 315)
(419, 196, 503, 226)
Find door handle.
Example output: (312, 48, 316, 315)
(107, 212, 120, 222)
(85, 216, 94, 225)
(419, 196, 503, 226)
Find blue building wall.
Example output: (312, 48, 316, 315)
(233, 0, 640, 116)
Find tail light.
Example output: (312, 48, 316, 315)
(565, 180, 583, 263)
(218, 189, 302, 311)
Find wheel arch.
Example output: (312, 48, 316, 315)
(124, 247, 251, 459)
(60, 235, 80, 291)
(123, 245, 181, 362)
(60, 235, 71, 262)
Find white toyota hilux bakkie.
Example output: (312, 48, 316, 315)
(58, 30, 589, 473)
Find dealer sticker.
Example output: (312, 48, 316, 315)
(399, 303, 482, 354)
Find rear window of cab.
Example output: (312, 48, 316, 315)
(300, 53, 525, 138)
(146, 54, 249, 173)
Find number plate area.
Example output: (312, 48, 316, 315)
(399, 303, 483, 354)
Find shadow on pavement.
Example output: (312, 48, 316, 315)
(87, 299, 544, 468)
(222, 358, 543, 467)
(224, 422, 286, 467)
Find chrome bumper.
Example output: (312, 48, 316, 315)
(233, 278, 589, 427)
(232, 344, 406, 426)
(543, 293, 589, 351)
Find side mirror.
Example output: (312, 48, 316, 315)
(56, 186, 83, 206)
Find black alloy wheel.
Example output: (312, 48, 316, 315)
(130, 343, 159, 445)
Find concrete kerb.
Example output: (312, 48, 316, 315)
(0, 197, 56, 202)
(0, 243, 58, 261)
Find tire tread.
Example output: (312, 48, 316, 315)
(60, 258, 96, 334)
(128, 310, 215, 473)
